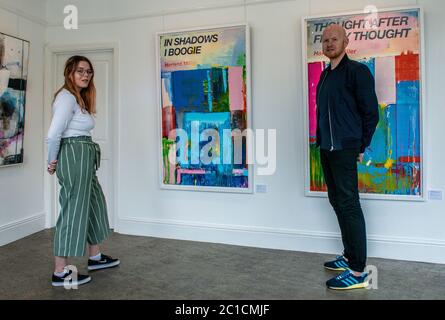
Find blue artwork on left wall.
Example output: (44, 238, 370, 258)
(0, 32, 29, 166)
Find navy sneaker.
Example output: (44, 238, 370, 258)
(52, 269, 91, 287)
(324, 255, 349, 271)
(326, 269, 368, 290)
(88, 254, 120, 271)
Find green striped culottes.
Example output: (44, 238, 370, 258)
(54, 136, 111, 257)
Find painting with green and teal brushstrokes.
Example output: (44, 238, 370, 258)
(306, 8, 422, 197)
(159, 25, 249, 190)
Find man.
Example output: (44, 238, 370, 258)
(316, 24, 379, 290)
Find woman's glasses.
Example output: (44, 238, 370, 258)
(76, 69, 94, 77)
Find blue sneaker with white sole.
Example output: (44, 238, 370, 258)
(324, 255, 349, 271)
(326, 269, 369, 290)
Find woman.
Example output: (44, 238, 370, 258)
(47, 56, 119, 287)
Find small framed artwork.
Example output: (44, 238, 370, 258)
(0, 32, 29, 167)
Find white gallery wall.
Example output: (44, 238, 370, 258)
(2, 0, 443, 263)
(45, 0, 445, 264)
(0, 1, 46, 245)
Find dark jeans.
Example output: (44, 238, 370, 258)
(320, 148, 367, 272)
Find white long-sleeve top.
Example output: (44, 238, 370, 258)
(46, 89, 95, 163)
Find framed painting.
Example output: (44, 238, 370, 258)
(302, 6, 425, 200)
(156, 23, 252, 193)
(0, 32, 29, 167)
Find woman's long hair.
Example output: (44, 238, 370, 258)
(53, 55, 96, 114)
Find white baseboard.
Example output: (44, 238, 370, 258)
(117, 217, 445, 264)
(0, 213, 46, 246)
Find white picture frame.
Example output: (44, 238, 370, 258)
(0, 32, 30, 168)
(156, 23, 253, 193)
(301, 6, 426, 201)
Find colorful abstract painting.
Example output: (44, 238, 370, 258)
(158, 24, 251, 192)
(0, 33, 29, 167)
(304, 8, 423, 198)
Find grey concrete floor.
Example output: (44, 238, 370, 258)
(0, 229, 444, 300)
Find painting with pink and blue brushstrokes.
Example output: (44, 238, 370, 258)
(159, 25, 250, 191)
(305, 8, 423, 198)
(0, 33, 29, 167)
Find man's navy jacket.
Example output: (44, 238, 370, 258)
(316, 54, 379, 153)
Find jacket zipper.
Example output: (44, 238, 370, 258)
(327, 100, 334, 151)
